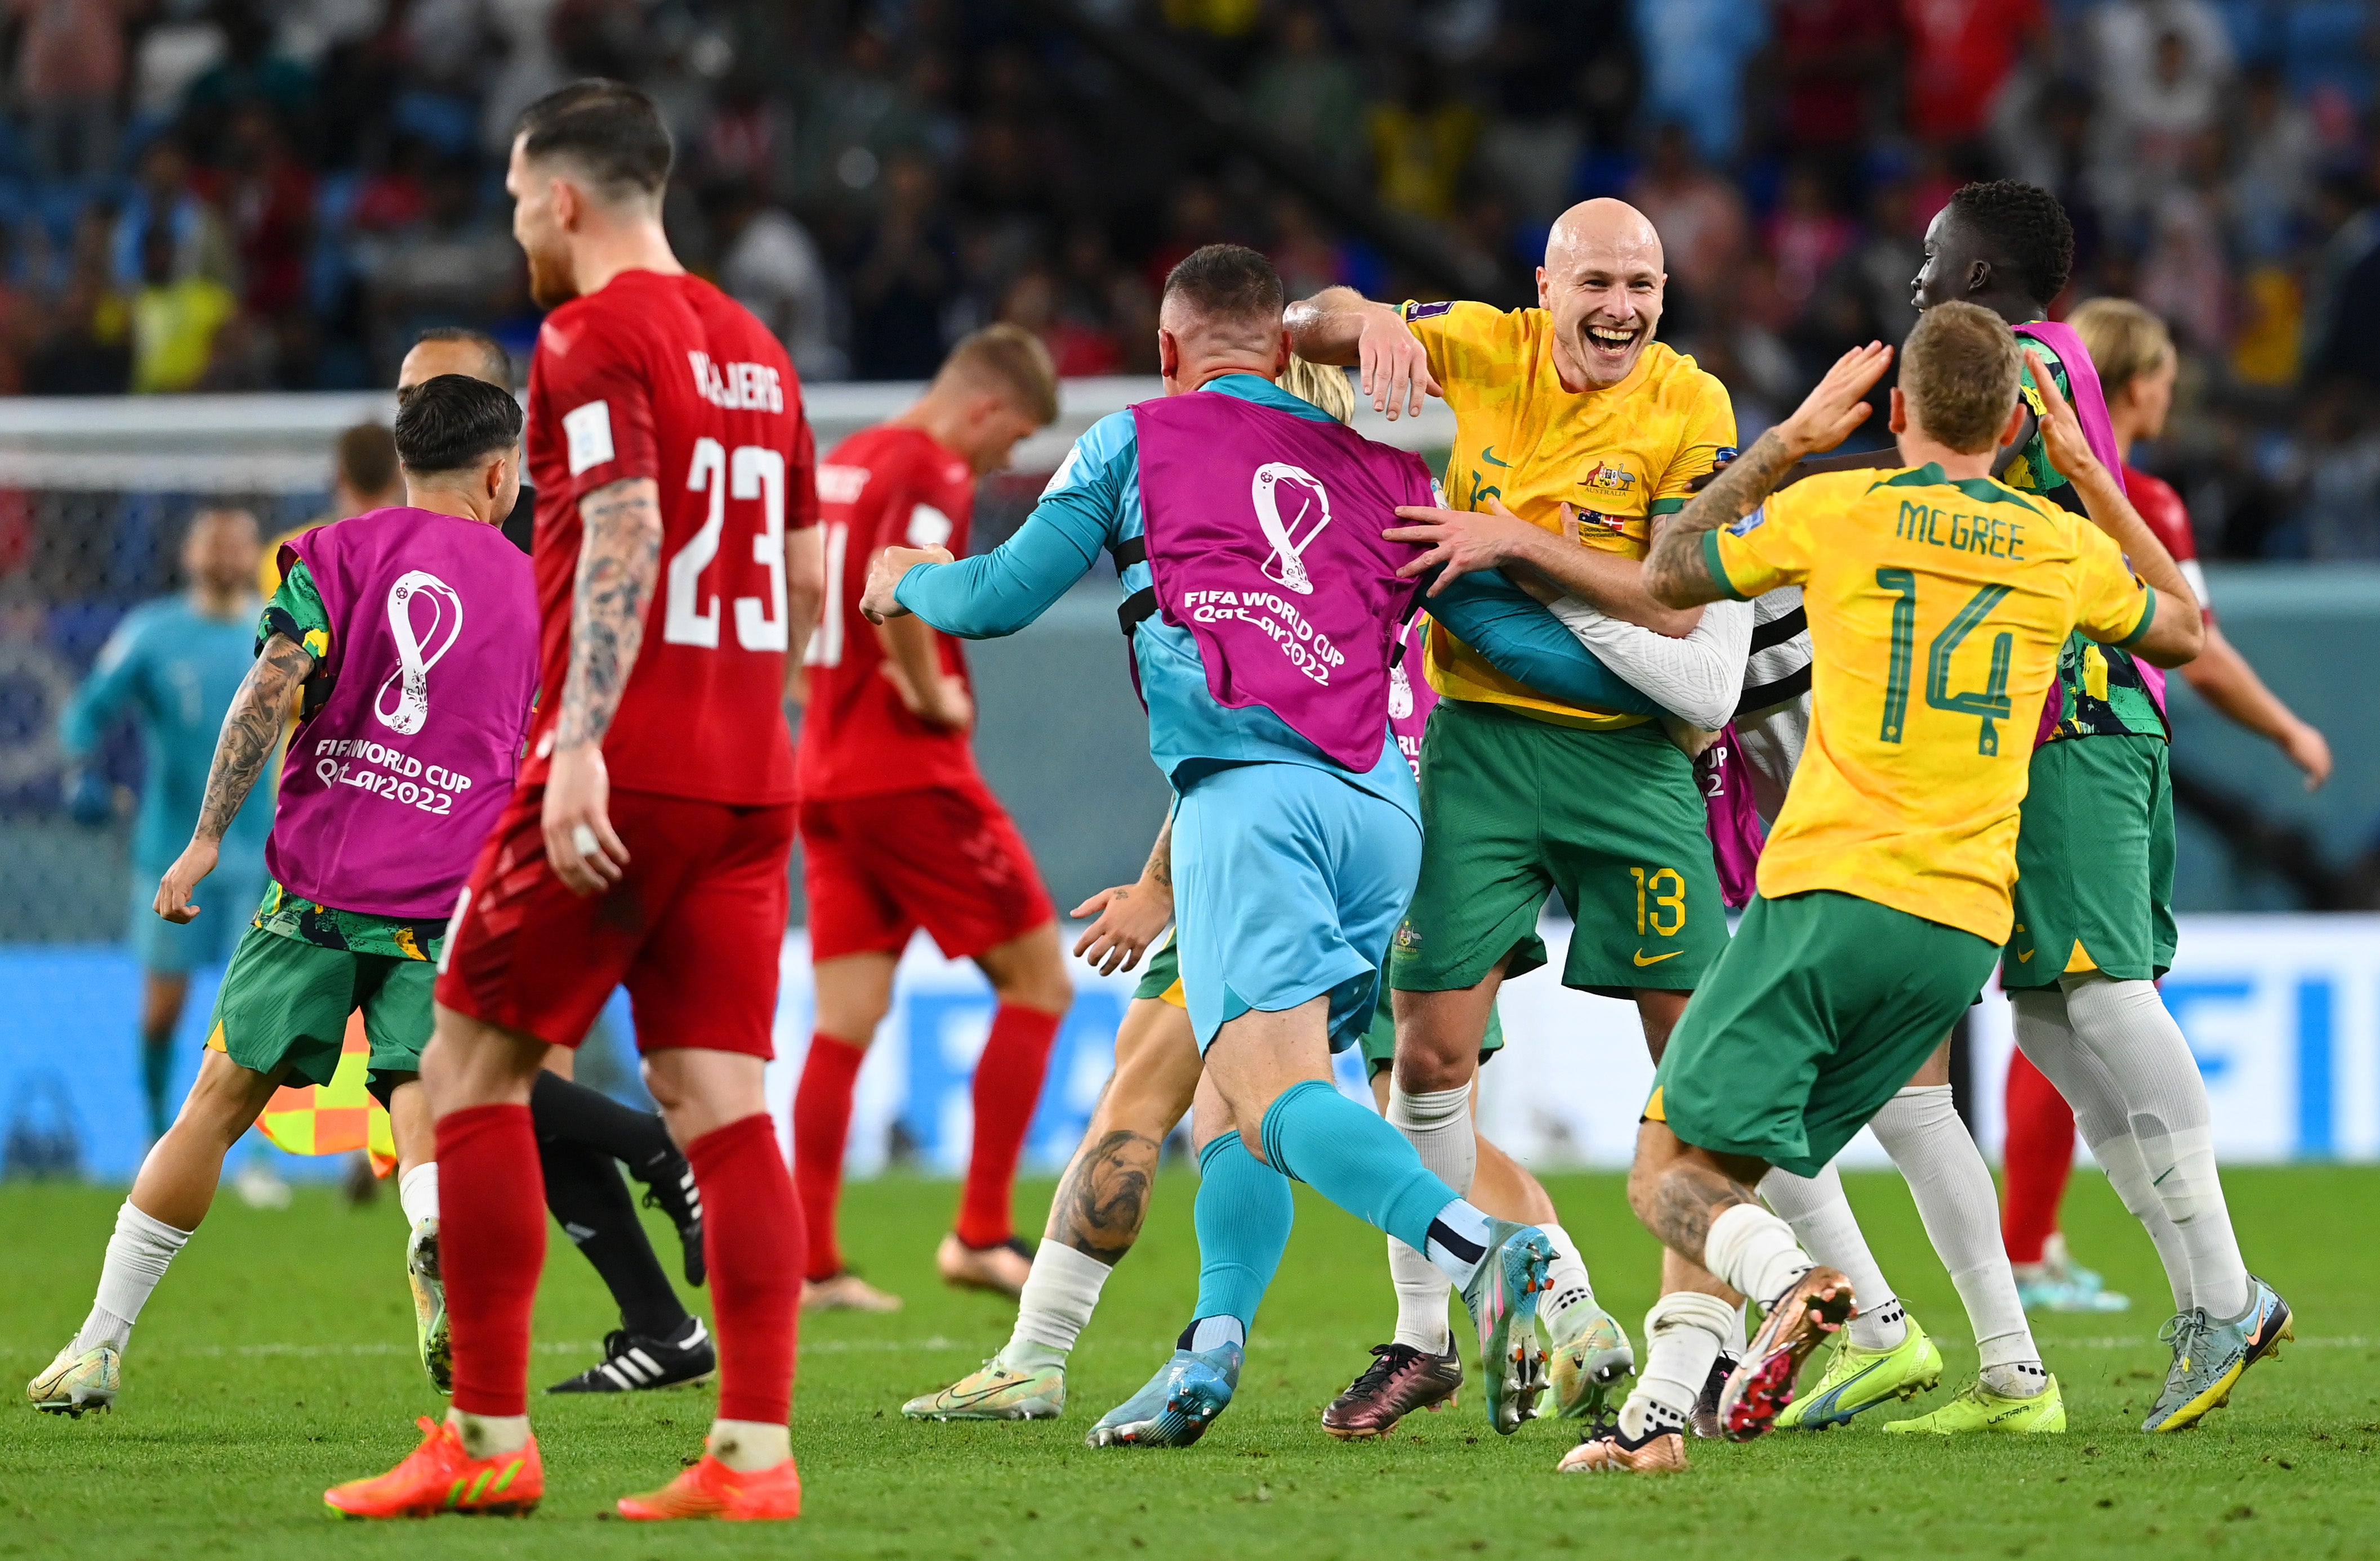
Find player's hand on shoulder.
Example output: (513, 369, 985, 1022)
(1360, 304, 1442, 421)
(859, 545, 953, 625)
(2018, 350, 2104, 486)
(541, 744, 629, 897)
(153, 838, 219, 924)
(1069, 881, 1171, 976)
(1776, 340, 1892, 458)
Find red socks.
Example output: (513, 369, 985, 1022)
(688, 1112, 803, 1426)
(955, 1004, 1064, 1249)
(792, 1033, 866, 1281)
(2002, 1049, 2076, 1264)
(438, 1104, 546, 1419)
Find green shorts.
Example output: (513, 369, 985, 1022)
(1649, 890, 1996, 1179)
(1392, 700, 1728, 998)
(1136, 927, 1503, 1077)
(204, 926, 436, 1103)
(2002, 733, 2176, 989)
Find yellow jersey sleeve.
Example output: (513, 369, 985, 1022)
(1400, 300, 1522, 415)
(1649, 371, 1738, 516)
(2069, 522, 2157, 647)
(1705, 477, 1823, 600)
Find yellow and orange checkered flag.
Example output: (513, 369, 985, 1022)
(256, 1013, 396, 1175)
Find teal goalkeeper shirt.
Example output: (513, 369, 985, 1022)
(60, 593, 273, 875)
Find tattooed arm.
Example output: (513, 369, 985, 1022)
(154, 633, 317, 924)
(542, 477, 665, 896)
(1645, 341, 1896, 610)
(1070, 808, 1174, 976)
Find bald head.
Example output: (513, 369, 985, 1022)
(1539, 199, 1667, 391)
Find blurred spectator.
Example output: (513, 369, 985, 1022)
(11, 0, 128, 181)
(999, 265, 1121, 379)
(359, 160, 520, 380)
(2137, 174, 2231, 353)
(1366, 55, 1481, 222)
(181, 2, 317, 159)
(200, 105, 316, 320)
(2090, 7, 2231, 222)
(1628, 124, 1749, 305)
(703, 180, 845, 382)
(1903, 0, 2043, 147)
(0, 222, 39, 396)
(129, 229, 235, 394)
(28, 206, 131, 396)
(1767, 166, 1859, 313)
(1631, 0, 1770, 165)
(1143, 180, 1231, 293)
(2296, 382, 2380, 559)
(849, 152, 956, 380)
(2303, 173, 2380, 390)
(1775, 0, 1900, 160)
(2227, 67, 2316, 261)
(1247, 7, 1365, 175)
(112, 136, 235, 292)
(1269, 198, 1342, 302)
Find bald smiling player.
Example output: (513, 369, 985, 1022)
(1290, 199, 1750, 1437)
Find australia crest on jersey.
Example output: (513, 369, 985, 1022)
(1579, 461, 1637, 496)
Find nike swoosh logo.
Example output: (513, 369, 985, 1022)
(1634, 949, 1683, 966)
(2017, 950, 2034, 962)
(1482, 446, 1511, 467)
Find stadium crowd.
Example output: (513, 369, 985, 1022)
(0, 0, 2374, 559)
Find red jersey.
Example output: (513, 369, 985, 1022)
(795, 423, 983, 801)
(523, 269, 819, 805)
(2123, 463, 2210, 616)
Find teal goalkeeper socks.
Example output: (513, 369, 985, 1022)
(1188, 1132, 1294, 1339)
(1258, 1079, 1464, 1259)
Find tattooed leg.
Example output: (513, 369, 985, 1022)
(1627, 1118, 1768, 1285)
(1042, 996, 1203, 1263)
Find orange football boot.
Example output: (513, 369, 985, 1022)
(324, 1417, 543, 1518)
(616, 1453, 803, 1521)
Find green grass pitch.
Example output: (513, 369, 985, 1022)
(4, 1165, 2377, 1559)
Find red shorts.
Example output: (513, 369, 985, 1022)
(436, 786, 795, 1059)
(799, 780, 1054, 962)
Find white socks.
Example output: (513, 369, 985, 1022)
(1869, 1084, 2038, 1384)
(2062, 976, 2249, 1319)
(2015, 977, 2250, 1319)
(1701, 1202, 1812, 1307)
(708, 1419, 791, 1471)
(1759, 1160, 1905, 1352)
(1619, 1290, 1735, 1439)
(74, 1201, 191, 1355)
(999, 1242, 1113, 1371)
(449, 1411, 531, 1458)
(1537, 1222, 1598, 1340)
(398, 1162, 439, 1230)
(1386, 1084, 1474, 1353)
(1188, 1315, 1245, 1352)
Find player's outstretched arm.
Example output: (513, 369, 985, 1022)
(2023, 353, 2203, 668)
(155, 631, 316, 924)
(1283, 286, 1441, 420)
(543, 476, 665, 896)
(1387, 498, 1701, 635)
(1647, 341, 1895, 608)
(1071, 809, 1174, 976)
(2182, 625, 2332, 789)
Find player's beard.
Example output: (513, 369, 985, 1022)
(524, 243, 580, 311)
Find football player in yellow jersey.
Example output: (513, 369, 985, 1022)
(1599, 303, 2204, 1468)
(1287, 198, 1742, 1431)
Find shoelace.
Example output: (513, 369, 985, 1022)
(2156, 1308, 2210, 1377)
(1347, 1343, 1426, 1395)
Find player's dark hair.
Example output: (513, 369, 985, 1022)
(1162, 244, 1286, 336)
(514, 79, 673, 204)
(1947, 180, 2075, 309)
(405, 327, 511, 395)
(336, 422, 399, 497)
(394, 374, 524, 474)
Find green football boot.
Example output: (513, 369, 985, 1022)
(2143, 1275, 2292, 1434)
(405, 1218, 451, 1394)
(1884, 1373, 2066, 1435)
(902, 1358, 1066, 1421)
(1776, 1313, 1945, 1430)
(27, 1340, 119, 1417)
(1459, 1219, 1556, 1437)
(1546, 1301, 1634, 1422)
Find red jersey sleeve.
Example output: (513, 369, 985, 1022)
(2123, 463, 2209, 613)
(536, 311, 660, 503)
(787, 402, 821, 531)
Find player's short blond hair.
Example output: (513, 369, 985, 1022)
(1901, 301, 2022, 455)
(939, 323, 1059, 426)
(2067, 297, 2174, 406)
(1278, 353, 1354, 425)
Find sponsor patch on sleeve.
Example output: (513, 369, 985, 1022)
(562, 400, 614, 477)
(1403, 300, 1455, 322)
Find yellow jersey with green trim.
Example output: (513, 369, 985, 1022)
(1705, 463, 2154, 943)
(1401, 300, 1735, 728)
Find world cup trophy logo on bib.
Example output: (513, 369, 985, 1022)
(1253, 461, 1333, 595)
(375, 569, 464, 735)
